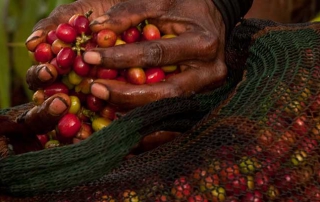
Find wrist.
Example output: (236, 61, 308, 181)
(211, 0, 253, 37)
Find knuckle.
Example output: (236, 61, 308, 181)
(196, 34, 219, 58)
(53, 4, 76, 15)
(142, 42, 164, 67)
(167, 81, 184, 97)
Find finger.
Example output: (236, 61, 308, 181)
(25, 0, 111, 51)
(83, 32, 218, 68)
(26, 63, 58, 91)
(90, 0, 162, 33)
(17, 93, 71, 135)
(90, 60, 227, 108)
(139, 131, 181, 152)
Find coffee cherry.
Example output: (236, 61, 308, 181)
(210, 186, 226, 202)
(274, 168, 298, 192)
(70, 91, 87, 104)
(115, 39, 126, 46)
(225, 196, 240, 202)
(34, 43, 53, 63)
(73, 55, 91, 77)
(199, 173, 219, 192)
(44, 82, 69, 97)
(51, 39, 72, 55)
(171, 177, 192, 200)
(84, 39, 98, 51)
(96, 29, 117, 48)
(162, 34, 177, 39)
(76, 122, 93, 140)
(161, 65, 178, 73)
(61, 76, 75, 90)
(57, 113, 81, 138)
(254, 171, 270, 192)
(45, 139, 60, 149)
(97, 67, 118, 79)
(46, 30, 58, 45)
(33, 90, 46, 105)
(37, 134, 49, 148)
(56, 23, 77, 43)
(75, 77, 94, 94)
(51, 57, 72, 75)
(225, 174, 248, 195)
(68, 70, 83, 85)
(145, 67, 165, 84)
(73, 15, 91, 35)
(126, 67, 146, 85)
(92, 117, 111, 132)
(239, 156, 261, 174)
(69, 95, 81, 114)
(121, 27, 141, 43)
(143, 24, 161, 40)
(56, 47, 76, 69)
(291, 149, 308, 166)
(100, 105, 117, 120)
(86, 94, 106, 112)
(241, 191, 263, 202)
(188, 194, 208, 202)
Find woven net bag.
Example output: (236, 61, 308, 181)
(1, 19, 320, 201)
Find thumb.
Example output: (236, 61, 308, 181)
(18, 93, 70, 135)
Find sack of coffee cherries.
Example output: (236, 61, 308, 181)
(1, 13, 320, 202)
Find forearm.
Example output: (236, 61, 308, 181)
(212, 0, 253, 36)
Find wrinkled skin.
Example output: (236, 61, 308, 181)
(26, 0, 227, 109)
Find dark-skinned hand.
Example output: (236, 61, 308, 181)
(25, 0, 227, 109)
(0, 93, 70, 158)
(19, 0, 227, 158)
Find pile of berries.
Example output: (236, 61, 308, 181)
(30, 11, 180, 149)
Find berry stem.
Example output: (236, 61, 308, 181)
(82, 108, 96, 119)
(85, 10, 93, 18)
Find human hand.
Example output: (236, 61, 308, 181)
(85, 0, 227, 108)
(26, 0, 227, 109)
(0, 93, 70, 156)
(25, 0, 117, 52)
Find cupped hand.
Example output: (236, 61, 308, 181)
(0, 93, 70, 156)
(1, 93, 70, 137)
(26, 0, 227, 109)
(85, 0, 227, 108)
(84, 0, 227, 107)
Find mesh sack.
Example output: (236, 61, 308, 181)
(1, 18, 320, 201)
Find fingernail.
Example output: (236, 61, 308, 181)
(90, 15, 109, 26)
(91, 83, 109, 100)
(49, 98, 68, 115)
(38, 65, 53, 82)
(26, 30, 43, 43)
(83, 51, 101, 65)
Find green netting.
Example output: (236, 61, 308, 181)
(1, 19, 320, 201)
